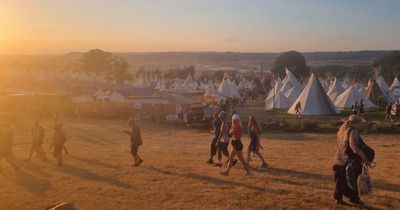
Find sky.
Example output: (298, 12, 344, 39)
(1, 0, 400, 54)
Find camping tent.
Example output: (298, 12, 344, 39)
(327, 78, 345, 101)
(364, 80, 388, 106)
(376, 76, 397, 103)
(288, 73, 339, 115)
(266, 78, 283, 101)
(280, 69, 303, 93)
(265, 90, 291, 110)
(284, 86, 302, 103)
(334, 86, 376, 109)
(217, 74, 241, 98)
(389, 77, 400, 99)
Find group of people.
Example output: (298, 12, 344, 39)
(0, 120, 69, 171)
(207, 106, 269, 176)
(351, 99, 365, 115)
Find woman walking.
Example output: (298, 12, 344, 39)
(247, 116, 268, 168)
(220, 114, 251, 176)
(123, 118, 143, 166)
(207, 108, 221, 164)
(333, 115, 370, 206)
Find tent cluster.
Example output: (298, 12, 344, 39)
(265, 70, 400, 116)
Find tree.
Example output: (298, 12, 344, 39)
(271, 51, 310, 79)
(110, 57, 132, 83)
(373, 51, 400, 81)
(80, 49, 113, 75)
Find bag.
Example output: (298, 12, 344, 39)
(358, 137, 375, 162)
(357, 165, 374, 196)
(345, 161, 358, 191)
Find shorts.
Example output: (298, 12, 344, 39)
(248, 134, 259, 153)
(231, 140, 243, 151)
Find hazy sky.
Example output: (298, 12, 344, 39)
(1, 0, 399, 54)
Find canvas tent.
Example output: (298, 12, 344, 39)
(284, 86, 302, 103)
(266, 78, 283, 101)
(364, 80, 388, 106)
(288, 73, 339, 115)
(217, 74, 240, 98)
(376, 76, 397, 103)
(334, 86, 376, 109)
(280, 69, 303, 93)
(265, 91, 291, 110)
(389, 77, 400, 99)
(327, 78, 345, 101)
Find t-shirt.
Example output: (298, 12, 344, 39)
(230, 124, 242, 141)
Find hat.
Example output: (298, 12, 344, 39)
(232, 114, 240, 121)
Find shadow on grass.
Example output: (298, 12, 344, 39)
(143, 165, 289, 194)
(266, 133, 314, 141)
(3, 169, 53, 194)
(69, 155, 119, 169)
(57, 165, 132, 189)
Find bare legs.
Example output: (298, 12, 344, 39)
(247, 149, 269, 168)
(221, 148, 251, 175)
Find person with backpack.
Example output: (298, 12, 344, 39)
(26, 120, 46, 161)
(247, 116, 268, 168)
(0, 122, 19, 172)
(333, 115, 372, 206)
(123, 118, 143, 166)
(220, 114, 251, 176)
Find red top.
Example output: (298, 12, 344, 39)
(230, 124, 242, 141)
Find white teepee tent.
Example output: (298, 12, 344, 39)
(288, 73, 339, 115)
(280, 69, 303, 93)
(327, 78, 345, 101)
(265, 90, 291, 110)
(284, 86, 302, 103)
(389, 77, 400, 99)
(218, 74, 240, 98)
(334, 86, 376, 109)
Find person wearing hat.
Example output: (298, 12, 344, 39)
(215, 111, 235, 167)
(123, 117, 143, 167)
(0, 122, 18, 171)
(220, 114, 251, 176)
(333, 114, 371, 206)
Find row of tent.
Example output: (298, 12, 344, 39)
(265, 69, 400, 115)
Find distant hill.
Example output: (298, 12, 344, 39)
(0, 50, 392, 71)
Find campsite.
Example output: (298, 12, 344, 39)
(2, 1, 400, 210)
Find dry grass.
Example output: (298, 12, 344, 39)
(0, 118, 399, 210)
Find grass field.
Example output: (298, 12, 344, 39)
(0, 117, 399, 210)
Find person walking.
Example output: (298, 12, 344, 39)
(247, 116, 269, 168)
(332, 115, 371, 206)
(295, 102, 302, 117)
(123, 118, 143, 166)
(215, 111, 234, 167)
(207, 109, 221, 164)
(26, 120, 46, 161)
(220, 114, 251, 176)
(0, 122, 19, 172)
(49, 123, 67, 166)
(351, 101, 359, 115)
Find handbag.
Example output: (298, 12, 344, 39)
(357, 164, 374, 196)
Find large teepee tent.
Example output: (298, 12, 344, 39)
(266, 78, 283, 101)
(364, 79, 388, 106)
(280, 69, 303, 93)
(334, 86, 376, 109)
(217, 74, 240, 98)
(327, 78, 345, 101)
(284, 86, 302, 103)
(288, 73, 339, 115)
(375, 76, 397, 103)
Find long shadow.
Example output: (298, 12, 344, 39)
(144, 166, 289, 194)
(261, 167, 332, 181)
(57, 165, 132, 189)
(266, 133, 313, 141)
(69, 155, 119, 169)
(68, 124, 114, 146)
(374, 180, 400, 193)
(16, 160, 52, 177)
(3, 169, 53, 195)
